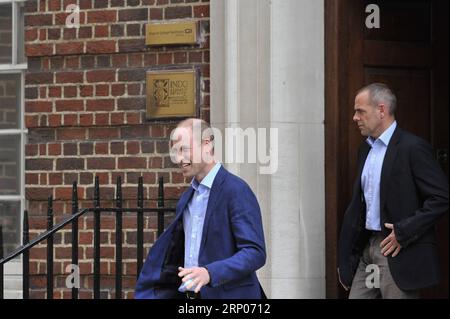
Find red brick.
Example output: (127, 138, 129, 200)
(25, 14, 53, 26)
(56, 158, 84, 170)
(88, 128, 119, 140)
(111, 84, 125, 96)
(118, 39, 145, 53)
(25, 101, 52, 113)
(55, 42, 84, 55)
(48, 0, 61, 11)
(25, 144, 38, 156)
(26, 72, 53, 85)
(158, 53, 172, 65)
(94, 25, 109, 38)
(117, 97, 145, 110)
(55, 187, 84, 200)
(110, 113, 124, 125)
(25, 29, 37, 42)
(86, 99, 114, 111)
(78, 26, 92, 38)
(63, 28, 77, 40)
(48, 86, 62, 98)
(87, 10, 117, 23)
(86, 40, 116, 54)
(80, 85, 94, 97)
(95, 113, 109, 125)
(189, 51, 202, 63)
(57, 128, 86, 140)
(118, 8, 148, 21)
(48, 143, 62, 156)
(112, 54, 127, 67)
(194, 5, 210, 18)
(118, 157, 146, 169)
(125, 113, 140, 125)
(65, 56, 79, 69)
(164, 6, 192, 19)
(86, 70, 116, 83)
(79, 113, 94, 126)
(55, 100, 84, 112)
(110, 141, 124, 154)
(64, 86, 78, 98)
(26, 43, 53, 56)
(56, 71, 83, 83)
(126, 141, 140, 154)
(64, 114, 78, 126)
(48, 114, 62, 127)
(26, 187, 53, 200)
(49, 173, 63, 185)
(25, 115, 39, 128)
(95, 84, 109, 96)
(150, 8, 163, 20)
(95, 142, 109, 154)
(87, 158, 115, 170)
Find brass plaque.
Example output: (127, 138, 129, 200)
(145, 22, 198, 46)
(146, 70, 197, 119)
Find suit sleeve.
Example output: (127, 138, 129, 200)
(394, 139, 449, 247)
(205, 184, 266, 287)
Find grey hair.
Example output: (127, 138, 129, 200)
(357, 83, 397, 115)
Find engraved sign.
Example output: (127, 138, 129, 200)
(145, 21, 198, 46)
(146, 69, 197, 119)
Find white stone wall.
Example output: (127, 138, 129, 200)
(211, 0, 325, 298)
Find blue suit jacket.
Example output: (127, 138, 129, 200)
(135, 166, 267, 299)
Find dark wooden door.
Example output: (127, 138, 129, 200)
(326, 0, 448, 298)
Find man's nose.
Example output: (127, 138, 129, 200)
(175, 152, 184, 164)
(353, 113, 359, 122)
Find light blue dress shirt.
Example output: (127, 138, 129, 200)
(178, 162, 222, 292)
(361, 121, 397, 231)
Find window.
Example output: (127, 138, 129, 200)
(0, 0, 26, 256)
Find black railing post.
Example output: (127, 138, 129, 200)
(0, 225, 4, 299)
(71, 182, 79, 299)
(22, 210, 29, 299)
(115, 176, 123, 299)
(157, 177, 165, 237)
(93, 176, 101, 299)
(47, 196, 54, 299)
(136, 177, 144, 278)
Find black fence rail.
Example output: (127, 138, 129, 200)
(0, 176, 176, 299)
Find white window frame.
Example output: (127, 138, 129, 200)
(0, 0, 28, 259)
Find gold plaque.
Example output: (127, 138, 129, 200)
(145, 22, 198, 46)
(146, 70, 197, 119)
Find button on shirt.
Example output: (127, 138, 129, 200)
(361, 121, 397, 231)
(178, 162, 222, 292)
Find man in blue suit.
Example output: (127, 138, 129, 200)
(135, 118, 266, 299)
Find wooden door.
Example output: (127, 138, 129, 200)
(325, 0, 448, 298)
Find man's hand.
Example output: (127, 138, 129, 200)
(380, 223, 402, 257)
(178, 266, 210, 293)
(337, 268, 349, 291)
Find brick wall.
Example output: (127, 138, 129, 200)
(23, 0, 210, 299)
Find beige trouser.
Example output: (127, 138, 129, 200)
(349, 232, 419, 299)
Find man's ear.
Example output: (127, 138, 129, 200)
(378, 103, 386, 118)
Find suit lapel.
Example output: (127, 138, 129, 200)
(175, 186, 195, 220)
(199, 166, 227, 255)
(358, 143, 371, 181)
(380, 127, 402, 216)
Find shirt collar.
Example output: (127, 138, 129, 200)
(366, 121, 397, 147)
(191, 162, 222, 191)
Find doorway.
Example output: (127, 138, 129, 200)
(325, 0, 449, 298)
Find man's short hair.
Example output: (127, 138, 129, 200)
(357, 83, 397, 115)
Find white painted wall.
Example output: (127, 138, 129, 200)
(211, 0, 325, 298)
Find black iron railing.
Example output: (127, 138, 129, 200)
(0, 176, 176, 299)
